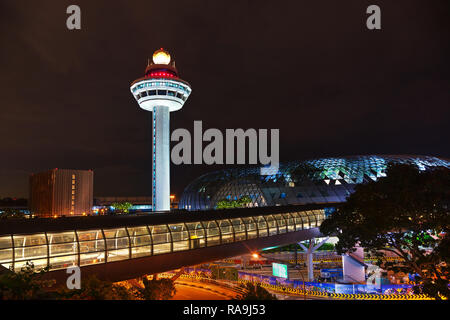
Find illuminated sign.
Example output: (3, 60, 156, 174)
(272, 263, 288, 279)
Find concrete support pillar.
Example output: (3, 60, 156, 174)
(342, 245, 366, 283)
(298, 237, 329, 282)
(241, 255, 249, 269)
(306, 251, 313, 281)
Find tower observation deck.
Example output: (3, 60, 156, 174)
(130, 49, 192, 211)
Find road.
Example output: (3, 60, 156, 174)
(171, 281, 239, 300)
(171, 278, 327, 300)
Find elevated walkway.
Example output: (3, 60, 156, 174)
(0, 203, 336, 285)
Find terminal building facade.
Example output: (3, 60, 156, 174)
(29, 169, 94, 218)
(179, 155, 450, 211)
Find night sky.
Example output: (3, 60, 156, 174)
(1, 0, 449, 199)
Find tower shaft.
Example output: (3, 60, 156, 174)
(152, 106, 170, 211)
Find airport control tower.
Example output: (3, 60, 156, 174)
(130, 49, 192, 211)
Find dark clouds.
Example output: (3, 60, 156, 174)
(0, 0, 449, 198)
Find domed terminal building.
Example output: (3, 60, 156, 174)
(179, 155, 450, 211)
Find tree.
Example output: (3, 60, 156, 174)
(216, 199, 236, 209)
(211, 266, 238, 281)
(0, 208, 26, 219)
(0, 262, 55, 300)
(320, 164, 449, 299)
(135, 277, 176, 300)
(236, 282, 277, 300)
(238, 196, 252, 207)
(216, 196, 252, 209)
(58, 275, 135, 300)
(111, 202, 133, 214)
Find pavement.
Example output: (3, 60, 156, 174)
(171, 280, 240, 300)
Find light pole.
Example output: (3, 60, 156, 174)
(296, 264, 307, 300)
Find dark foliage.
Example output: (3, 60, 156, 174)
(320, 164, 449, 299)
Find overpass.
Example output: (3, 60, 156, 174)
(0, 204, 335, 284)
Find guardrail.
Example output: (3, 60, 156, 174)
(237, 279, 434, 300)
(159, 271, 436, 300)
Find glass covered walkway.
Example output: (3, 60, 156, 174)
(0, 209, 325, 272)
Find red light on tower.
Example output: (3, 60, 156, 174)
(149, 70, 176, 78)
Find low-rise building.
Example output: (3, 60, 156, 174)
(29, 169, 93, 218)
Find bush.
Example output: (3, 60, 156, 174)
(0, 262, 55, 300)
(236, 282, 277, 300)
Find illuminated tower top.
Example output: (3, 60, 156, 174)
(152, 48, 171, 65)
(130, 48, 192, 112)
